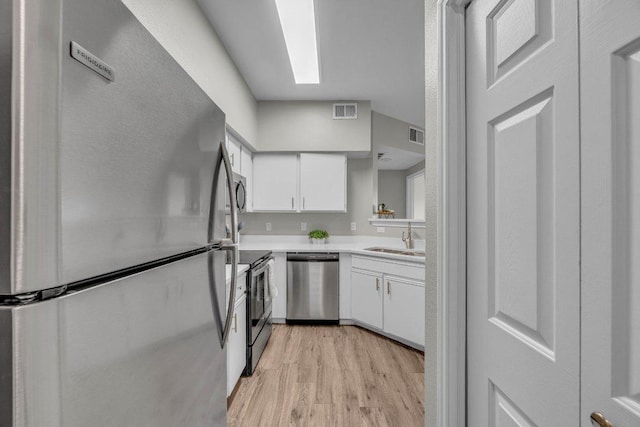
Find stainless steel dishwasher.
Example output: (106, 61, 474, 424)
(287, 252, 339, 323)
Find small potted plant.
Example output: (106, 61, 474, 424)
(308, 229, 329, 244)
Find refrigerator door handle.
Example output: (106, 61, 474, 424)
(211, 141, 239, 348)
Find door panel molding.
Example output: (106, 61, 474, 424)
(580, 0, 640, 424)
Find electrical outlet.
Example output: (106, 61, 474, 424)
(266, 222, 272, 231)
(350, 222, 357, 231)
(301, 222, 307, 231)
(377, 227, 386, 233)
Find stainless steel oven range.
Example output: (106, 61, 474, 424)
(239, 250, 273, 375)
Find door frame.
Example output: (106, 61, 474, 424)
(435, 0, 471, 426)
(406, 168, 425, 219)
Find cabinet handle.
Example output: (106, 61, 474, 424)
(376, 278, 380, 291)
(387, 281, 391, 295)
(303, 197, 305, 209)
(230, 153, 234, 166)
(291, 197, 294, 209)
(233, 313, 237, 333)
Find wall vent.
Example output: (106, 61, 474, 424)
(333, 103, 358, 119)
(409, 126, 425, 145)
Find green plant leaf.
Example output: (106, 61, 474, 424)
(308, 229, 329, 239)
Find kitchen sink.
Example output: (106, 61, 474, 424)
(364, 247, 425, 257)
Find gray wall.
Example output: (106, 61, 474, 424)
(372, 111, 424, 154)
(257, 101, 371, 152)
(377, 170, 407, 218)
(377, 161, 427, 228)
(406, 159, 426, 177)
(122, 0, 258, 144)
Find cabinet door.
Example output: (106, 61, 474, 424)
(227, 137, 242, 174)
(253, 154, 298, 211)
(240, 149, 253, 211)
(350, 269, 383, 329)
(299, 153, 346, 211)
(227, 293, 247, 397)
(226, 272, 246, 308)
(270, 252, 287, 319)
(383, 276, 424, 346)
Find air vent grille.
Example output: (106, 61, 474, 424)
(409, 126, 425, 145)
(333, 103, 358, 119)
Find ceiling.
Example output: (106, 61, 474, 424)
(197, 0, 425, 128)
(378, 145, 425, 170)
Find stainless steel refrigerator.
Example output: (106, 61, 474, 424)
(0, 0, 239, 425)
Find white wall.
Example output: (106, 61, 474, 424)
(257, 101, 371, 152)
(121, 0, 258, 144)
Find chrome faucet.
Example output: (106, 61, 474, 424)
(402, 223, 414, 249)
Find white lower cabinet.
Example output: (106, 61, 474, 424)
(350, 269, 383, 329)
(226, 293, 246, 397)
(382, 276, 425, 346)
(350, 256, 425, 347)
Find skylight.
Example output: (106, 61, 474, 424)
(275, 0, 320, 84)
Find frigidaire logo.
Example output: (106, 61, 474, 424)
(70, 41, 115, 82)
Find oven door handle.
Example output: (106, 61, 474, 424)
(253, 260, 271, 278)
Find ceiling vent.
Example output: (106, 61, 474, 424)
(333, 103, 358, 119)
(409, 126, 425, 145)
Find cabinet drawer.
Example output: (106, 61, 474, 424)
(351, 255, 424, 282)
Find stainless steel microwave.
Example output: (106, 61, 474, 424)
(226, 172, 247, 213)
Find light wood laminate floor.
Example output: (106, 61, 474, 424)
(228, 324, 424, 427)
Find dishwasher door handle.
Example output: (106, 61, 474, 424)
(287, 253, 339, 262)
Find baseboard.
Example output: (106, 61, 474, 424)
(352, 321, 424, 352)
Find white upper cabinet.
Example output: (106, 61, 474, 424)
(240, 149, 253, 212)
(252, 154, 298, 211)
(226, 136, 242, 174)
(252, 153, 347, 213)
(299, 153, 346, 212)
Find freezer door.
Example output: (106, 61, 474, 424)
(0, 250, 228, 427)
(0, 0, 227, 295)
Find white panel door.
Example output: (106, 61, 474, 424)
(299, 153, 346, 212)
(466, 0, 580, 425)
(383, 276, 424, 346)
(350, 269, 383, 329)
(252, 154, 298, 211)
(581, 1, 640, 425)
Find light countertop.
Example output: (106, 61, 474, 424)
(237, 235, 426, 264)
